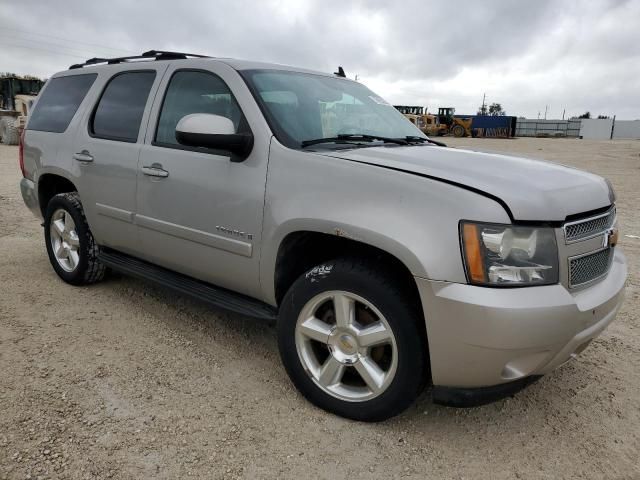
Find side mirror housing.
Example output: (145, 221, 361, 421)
(175, 113, 253, 160)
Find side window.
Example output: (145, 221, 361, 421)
(91, 71, 156, 142)
(28, 74, 97, 133)
(155, 71, 243, 146)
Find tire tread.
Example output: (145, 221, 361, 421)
(278, 256, 428, 422)
(46, 192, 105, 285)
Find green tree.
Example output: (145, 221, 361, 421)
(488, 103, 506, 116)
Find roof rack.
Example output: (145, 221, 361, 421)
(69, 50, 209, 70)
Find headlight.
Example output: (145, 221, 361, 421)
(460, 222, 559, 286)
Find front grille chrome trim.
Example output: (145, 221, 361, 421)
(563, 207, 616, 244)
(568, 247, 613, 288)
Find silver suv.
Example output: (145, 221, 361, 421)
(19, 50, 627, 421)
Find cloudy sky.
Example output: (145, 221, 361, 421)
(1, 0, 638, 119)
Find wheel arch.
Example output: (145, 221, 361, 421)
(269, 228, 425, 317)
(37, 173, 78, 218)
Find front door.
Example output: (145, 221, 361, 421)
(135, 65, 270, 299)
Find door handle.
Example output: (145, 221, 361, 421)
(73, 150, 94, 163)
(141, 163, 169, 178)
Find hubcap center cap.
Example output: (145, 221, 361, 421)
(328, 330, 359, 364)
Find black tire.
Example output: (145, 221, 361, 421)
(278, 257, 428, 421)
(1, 120, 19, 145)
(452, 124, 465, 137)
(0, 117, 9, 144)
(44, 192, 106, 285)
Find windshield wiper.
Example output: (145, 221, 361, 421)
(301, 134, 409, 148)
(405, 136, 447, 147)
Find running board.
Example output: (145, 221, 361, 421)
(98, 249, 277, 321)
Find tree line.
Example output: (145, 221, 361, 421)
(0, 72, 44, 81)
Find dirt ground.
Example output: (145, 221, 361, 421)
(1, 138, 639, 480)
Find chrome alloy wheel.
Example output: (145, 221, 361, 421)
(295, 291, 398, 402)
(49, 208, 80, 272)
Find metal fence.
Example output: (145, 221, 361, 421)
(579, 119, 613, 140)
(515, 119, 582, 138)
(611, 120, 640, 139)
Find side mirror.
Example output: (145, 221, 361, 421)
(175, 113, 253, 160)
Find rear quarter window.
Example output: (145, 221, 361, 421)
(28, 74, 97, 133)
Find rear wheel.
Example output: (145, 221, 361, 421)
(44, 192, 106, 285)
(278, 258, 428, 421)
(452, 124, 465, 137)
(0, 117, 19, 145)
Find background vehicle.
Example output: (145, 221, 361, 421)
(436, 107, 472, 137)
(394, 105, 447, 136)
(394, 105, 469, 137)
(0, 75, 44, 145)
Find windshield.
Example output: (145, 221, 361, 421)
(242, 70, 425, 149)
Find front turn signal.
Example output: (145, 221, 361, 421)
(462, 223, 486, 283)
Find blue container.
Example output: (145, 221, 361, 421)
(455, 115, 516, 138)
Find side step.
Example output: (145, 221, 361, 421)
(98, 249, 277, 321)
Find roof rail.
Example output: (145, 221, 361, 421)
(69, 50, 210, 70)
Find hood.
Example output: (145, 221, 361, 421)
(320, 145, 612, 222)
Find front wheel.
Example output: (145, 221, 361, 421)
(278, 258, 428, 421)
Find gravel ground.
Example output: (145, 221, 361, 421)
(1, 138, 639, 480)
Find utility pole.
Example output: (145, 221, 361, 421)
(544, 105, 548, 120)
(610, 115, 616, 139)
(562, 109, 565, 120)
(480, 93, 486, 115)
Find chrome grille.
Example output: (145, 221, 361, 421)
(569, 248, 613, 287)
(564, 208, 615, 243)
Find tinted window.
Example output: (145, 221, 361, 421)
(155, 71, 243, 146)
(92, 71, 156, 142)
(28, 74, 97, 133)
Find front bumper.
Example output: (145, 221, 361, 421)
(416, 248, 627, 390)
(20, 177, 42, 220)
(432, 376, 542, 407)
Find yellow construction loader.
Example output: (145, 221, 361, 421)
(0, 76, 44, 145)
(395, 105, 472, 137)
(394, 106, 448, 136)
(436, 107, 472, 137)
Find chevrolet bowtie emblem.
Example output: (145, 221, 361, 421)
(340, 336, 353, 349)
(604, 228, 619, 248)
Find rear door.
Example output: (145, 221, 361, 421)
(73, 65, 167, 255)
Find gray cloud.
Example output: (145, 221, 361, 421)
(1, 0, 638, 118)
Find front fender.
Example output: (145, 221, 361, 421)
(258, 139, 511, 304)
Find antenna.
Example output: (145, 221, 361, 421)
(334, 66, 346, 78)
